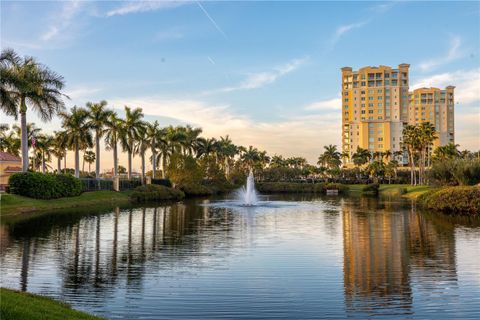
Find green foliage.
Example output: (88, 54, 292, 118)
(362, 183, 380, 194)
(418, 186, 480, 215)
(178, 183, 213, 196)
(9, 172, 83, 199)
(0, 288, 103, 320)
(167, 154, 203, 186)
(256, 182, 347, 194)
(151, 179, 172, 188)
(130, 184, 185, 202)
(429, 158, 480, 186)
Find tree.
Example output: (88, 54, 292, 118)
(402, 125, 420, 185)
(145, 121, 161, 179)
(35, 133, 53, 173)
(433, 143, 460, 161)
(0, 49, 66, 172)
(87, 100, 113, 179)
(104, 113, 123, 177)
(59, 106, 93, 178)
(417, 122, 437, 184)
(51, 130, 67, 174)
(119, 106, 144, 179)
(351, 147, 370, 168)
(134, 122, 149, 183)
(83, 150, 95, 174)
(0, 124, 20, 156)
(318, 145, 341, 169)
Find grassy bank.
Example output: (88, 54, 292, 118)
(0, 288, 103, 320)
(417, 186, 479, 215)
(347, 184, 432, 199)
(0, 191, 130, 224)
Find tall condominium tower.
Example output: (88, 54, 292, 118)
(341, 64, 410, 165)
(408, 86, 455, 148)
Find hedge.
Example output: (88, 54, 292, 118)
(8, 172, 83, 199)
(151, 179, 173, 188)
(255, 182, 348, 194)
(178, 183, 213, 197)
(418, 186, 480, 215)
(130, 184, 185, 202)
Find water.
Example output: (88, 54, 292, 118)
(1, 194, 480, 319)
(235, 169, 258, 206)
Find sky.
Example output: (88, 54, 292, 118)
(1, 0, 479, 172)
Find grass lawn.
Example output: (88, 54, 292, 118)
(0, 288, 104, 320)
(0, 191, 131, 224)
(347, 184, 433, 199)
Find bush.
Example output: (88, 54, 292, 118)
(130, 184, 185, 202)
(429, 158, 480, 186)
(151, 179, 172, 188)
(418, 186, 480, 215)
(362, 183, 380, 194)
(178, 183, 213, 197)
(9, 172, 83, 199)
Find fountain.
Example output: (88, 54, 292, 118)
(236, 169, 258, 206)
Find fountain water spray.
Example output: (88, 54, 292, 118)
(236, 169, 258, 206)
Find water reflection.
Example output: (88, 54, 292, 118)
(1, 196, 479, 319)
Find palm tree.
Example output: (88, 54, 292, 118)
(104, 113, 123, 177)
(0, 124, 20, 156)
(318, 145, 341, 169)
(51, 131, 67, 174)
(119, 106, 144, 179)
(402, 124, 420, 185)
(134, 122, 149, 183)
(417, 122, 437, 184)
(59, 106, 93, 178)
(145, 121, 161, 179)
(87, 100, 113, 179)
(432, 142, 460, 161)
(35, 134, 54, 173)
(83, 150, 96, 174)
(194, 137, 217, 158)
(0, 49, 66, 172)
(351, 147, 370, 167)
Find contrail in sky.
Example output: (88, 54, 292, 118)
(196, 1, 228, 40)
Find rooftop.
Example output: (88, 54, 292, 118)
(0, 152, 21, 162)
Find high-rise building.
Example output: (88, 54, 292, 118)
(408, 86, 455, 148)
(341, 64, 410, 165)
(341, 64, 455, 165)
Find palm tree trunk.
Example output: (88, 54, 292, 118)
(141, 151, 146, 184)
(42, 152, 46, 173)
(75, 143, 80, 178)
(20, 107, 29, 172)
(64, 153, 66, 174)
(57, 156, 61, 174)
(95, 132, 100, 179)
(82, 151, 85, 174)
(128, 150, 132, 180)
(113, 141, 118, 177)
(152, 148, 157, 179)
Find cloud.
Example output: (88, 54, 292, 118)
(205, 57, 307, 94)
(411, 68, 480, 105)
(41, 0, 84, 41)
(330, 20, 369, 47)
(304, 97, 341, 111)
(106, 1, 188, 17)
(419, 35, 463, 71)
(153, 29, 184, 42)
(108, 96, 339, 163)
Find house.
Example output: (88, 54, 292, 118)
(0, 152, 22, 191)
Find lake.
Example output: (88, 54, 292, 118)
(1, 194, 479, 319)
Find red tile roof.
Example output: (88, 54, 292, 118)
(4, 166, 22, 172)
(0, 152, 21, 162)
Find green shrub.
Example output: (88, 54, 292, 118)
(178, 183, 213, 197)
(418, 186, 480, 215)
(255, 182, 347, 194)
(362, 183, 380, 194)
(151, 179, 172, 188)
(8, 172, 83, 199)
(130, 184, 185, 202)
(429, 158, 480, 186)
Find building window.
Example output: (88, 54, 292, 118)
(378, 137, 383, 141)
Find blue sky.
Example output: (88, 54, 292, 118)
(1, 0, 479, 169)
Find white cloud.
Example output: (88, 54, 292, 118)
(205, 57, 307, 94)
(106, 1, 187, 17)
(419, 35, 463, 71)
(411, 68, 480, 105)
(330, 20, 369, 46)
(108, 96, 339, 163)
(304, 97, 341, 111)
(196, 1, 228, 40)
(41, 0, 84, 41)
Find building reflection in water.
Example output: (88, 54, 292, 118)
(342, 197, 458, 317)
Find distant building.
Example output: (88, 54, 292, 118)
(0, 152, 22, 190)
(341, 64, 455, 165)
(408, 86, 455, 148)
